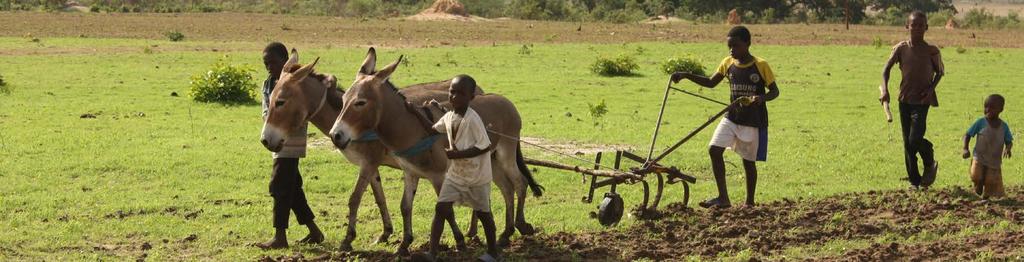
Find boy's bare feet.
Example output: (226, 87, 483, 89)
(255, 239, 288, 250)
(922, 161, 938, 187)
(297, 232, 324, 244)
(698, 198, 731, 209)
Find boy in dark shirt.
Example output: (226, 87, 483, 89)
(880, 11, 945, 190)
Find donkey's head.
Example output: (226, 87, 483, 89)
(260, 49, 322, 152)
(329, 48, 402, 150)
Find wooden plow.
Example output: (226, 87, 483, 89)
(515, 81, 752, 226)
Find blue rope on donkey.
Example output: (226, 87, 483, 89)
(393, 134, 442, 158)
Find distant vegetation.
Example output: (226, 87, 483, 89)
(3, 0, 1023, 28)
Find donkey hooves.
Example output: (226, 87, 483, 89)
(339, 241, 354, 252)
(516, 223, 537, 235)
(374, 232, 392, 244)
(396, 247, 411, 257)
(497, 237, 511, 247)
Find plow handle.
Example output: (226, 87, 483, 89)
(882, 101, 893, 123)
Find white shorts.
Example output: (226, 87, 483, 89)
(437, 179, 491, 212)
(709, 118, 768, 161)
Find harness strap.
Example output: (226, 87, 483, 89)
(305, 83, 330, 122)
(353, 131, 380, 142)
(393, 134, 442, 158)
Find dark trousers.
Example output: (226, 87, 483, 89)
(270, 158, 315, 229)
(898, 103, 935, 186)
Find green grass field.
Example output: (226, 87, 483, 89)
(1, 31, 1022, 260)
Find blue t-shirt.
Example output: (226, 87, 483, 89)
(966, 117, 1013, 168)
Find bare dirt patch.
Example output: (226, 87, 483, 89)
(2, 12, 1024, 48)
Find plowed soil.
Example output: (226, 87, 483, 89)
(258, 186, 1024, 261)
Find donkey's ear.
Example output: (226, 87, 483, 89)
(283, 48, 299, 73)
(359, 47, 377, 76)
(375, 55, 403, 82)
(293, 57, 319, 81)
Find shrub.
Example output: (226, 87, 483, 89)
(165, 31, 185, 42)
(588, 100, 608, 118)
(347, 0, 381, 17)
(872, 36, 884, 49)
(518, 44, 533, 55)
(0, 74, 9, 95)
(956, 46, 967, 54)
(188, 62, 257, 104)
(591, 55, 639, 77)
(660, 56, 705, 76)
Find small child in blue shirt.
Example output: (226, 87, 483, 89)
(962, 94, 1013, 199)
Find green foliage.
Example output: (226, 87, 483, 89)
(927, 9, 956, 27)
(660, 56, 705, 76)
(188, 61, 257, 104)
(0, 73, 9, 95)
(505, 0, 579, 21)
(865, 0, 954, 14)
(346, 0, 382, 17)
(871, 36, 884, 49)
(590, 55, 639, 76)
(165, 31, 185, 42)
(518, 44, 534, 55)
(864, 7, 904, 26)
(461, 0, 507, 17)
(960, 8, 1023, 29)
(587, 99, 608, 118)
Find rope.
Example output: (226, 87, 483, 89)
(485, 129, 625, 172)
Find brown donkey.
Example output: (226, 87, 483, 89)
(329, 48, 543, 255)
(259, 49, 469, 252)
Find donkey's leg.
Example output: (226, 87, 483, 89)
(340, 167, 374, 251)
(508, 159, 536, 235)
(367, 168, 394, 244)
(494, 173, 516, 247)
(397, 174, 419, 256)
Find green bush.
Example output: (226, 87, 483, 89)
(165, 31, 185, 42)
(188, 62, 257, 104)
(0, 74, 9, 95)
(872, 36, 884, 49)
(347, 0, 381, 17)
(588, 99, 608, 118)
(591, 55, 639, 77)
(660, 56, 705, 76)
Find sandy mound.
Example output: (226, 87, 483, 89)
(643, 15, 686, 24)
(726, 8, 741, 25)
(405, 0, 489, 21)
(422, 0, 467, 16)
(62, 1, 89, 12)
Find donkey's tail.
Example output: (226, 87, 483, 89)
(516, 143, 544, 197)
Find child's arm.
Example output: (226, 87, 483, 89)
(407, 102, 440, 135)
(446, 137, 499, 159)
(962, 134, 973, 159)
(964, 118, 985, 159)
(671, 72, 724, 88)
(1004, 123, 1013, 158)
(880, 45, 900, 103)
(924, 48, 945, 101)
(1005, 143, 1013, 158)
